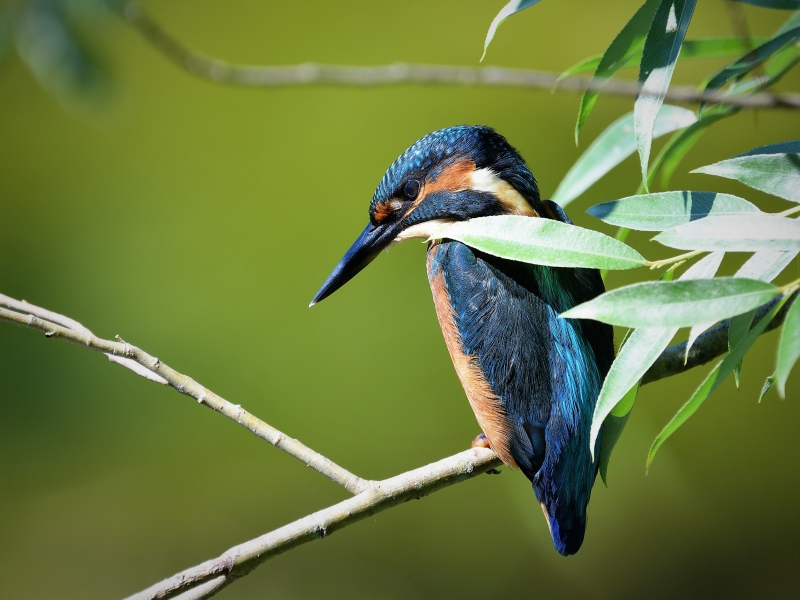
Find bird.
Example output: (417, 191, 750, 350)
(310, 125, 614, 556)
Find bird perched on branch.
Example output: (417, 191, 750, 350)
(310, 126, 614, 556)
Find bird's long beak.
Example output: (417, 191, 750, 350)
(309, 222, 397, 306)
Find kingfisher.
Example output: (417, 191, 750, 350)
(310, 126, 614, 555)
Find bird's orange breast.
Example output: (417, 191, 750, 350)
(426, 244, 517, 468)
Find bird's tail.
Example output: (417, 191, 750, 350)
(539, 497, 587, 556)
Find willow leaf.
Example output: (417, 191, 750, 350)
(634, 0, 697, 190)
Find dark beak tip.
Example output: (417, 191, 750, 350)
(308, 222, 392, 309)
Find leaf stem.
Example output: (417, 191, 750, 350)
(645, 250, 704, 270)
(777, 204, 800, 217)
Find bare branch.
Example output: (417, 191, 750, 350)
(0, 289, 794, 600)
(0, 294, 168, 385)
(0, 301, 369, 495)
(117, 1, 800, 110)
(124, 447, 502, 600)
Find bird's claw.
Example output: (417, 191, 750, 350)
(471, 432, 492, 449)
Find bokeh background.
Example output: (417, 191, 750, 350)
(1, 1, 799, 598)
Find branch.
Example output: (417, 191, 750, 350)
(642, 291, 797, 385)
(117, 1, 800, 110)
(0, 299, 369, 495)
(125, 447, 501, 600)
(1, 290, 794, 598)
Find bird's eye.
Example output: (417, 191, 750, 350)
(403, 180, 420, 200)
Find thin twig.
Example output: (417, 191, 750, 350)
(0, 301, 369, 495)
(0, 290, 795, 599)
(0, 293, 168, 385)
(117, 1, 800, 110)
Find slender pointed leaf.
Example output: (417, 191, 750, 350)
(440, 216, 646, 270)
(647, 295, 790, 470)
(736, 250, 799, 281)
(774, 9, 800, 35)
(591, 251, 737, 473)
(776, 295, 800, 397)
(558, 55, 602, 80)
(634, 0, 697, 189)
(597, 383, 637, 485)
(650, 107, 740, 189)
(703, 27, 800, 97)
(692, 141, 800, 202)
(12, 0, 110, 109)
(654, 214, 800, 251)
(560, 37, 767, 80)
(587, 191, 757, 231)
(575, 0, 661, 142)
(482, 0, 542, 60)
(760, 373, 776, 402)
(683, 252, 726, 358)
(553, 106, 696, 207)
(590, 327, 678, 456)
(727, 251, 798, 382)
(562, 278, 779, 328)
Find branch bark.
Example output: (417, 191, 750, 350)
(117, 1, 800, 110)
(0, 300, 369, 495)
(0, 290, 793, 599)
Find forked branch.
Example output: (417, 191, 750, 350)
(0, 290, 794, 599)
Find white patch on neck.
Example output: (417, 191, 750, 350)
(469, 168, 537, 216)
(392, 219, 456, 245)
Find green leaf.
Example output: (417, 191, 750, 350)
(776, 294, 800, 397)
(702, 27, 800, 98)
(682, 37, 771, 57)
(440, 216, 646, 270)
(634, 0, 697, 190)
(648, 106, 739, 190)
(647, 294, 791, 470)
(653, 214, 800, 252)
(727, 251, 798, 383)
(591, 251, 731, 475)
(692, 141, 800, 203)
(597, 384, 637, 485)
(735, 250, 799, 281)
(481, 0, 542, 60)
(575, 0, 661, 143)
(774, 9, 800, 35)
(558, 55, 603, 79)
(759, 373, 776, 402)
(587, 191, 757, 231)
(590, 327, 678, 456)
(731, 1, 800, 10)
(683, 252, 726, 358)
(560, 37, 766, 80)
(589, 248, 736, 474)
(562, 278, 779, 328)
(553, 106, 697, 207)
(12, 0, 111, 110)
(680, 251, 727, 280)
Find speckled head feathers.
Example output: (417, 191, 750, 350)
(369, 126, 541, 224)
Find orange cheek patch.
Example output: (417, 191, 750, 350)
(405, 159, 476, 218)
(373, 200, 396, 223)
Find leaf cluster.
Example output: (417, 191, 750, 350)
(478, 0, 800, 474)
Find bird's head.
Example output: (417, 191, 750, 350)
(310, 125, 542, 306)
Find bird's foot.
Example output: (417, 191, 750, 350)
(471, 432, 491, 449)
(471, 433, 501, 474)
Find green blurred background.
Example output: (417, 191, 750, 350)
(1, 1, 799, 598)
